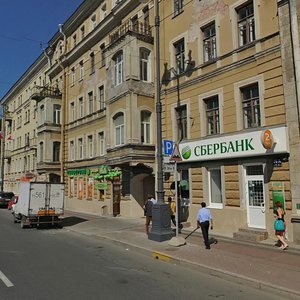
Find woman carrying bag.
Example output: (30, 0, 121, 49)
(274, 201, 288, 250)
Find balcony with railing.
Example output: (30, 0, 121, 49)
(31, 86, 62, 102)
(108, 20, 153, 47)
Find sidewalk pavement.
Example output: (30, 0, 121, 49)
(63, 210, 300, 299)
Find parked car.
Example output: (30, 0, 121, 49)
(8, 195, 18, 210)
(0, 192, 15, 208)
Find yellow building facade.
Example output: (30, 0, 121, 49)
(159, 0, 299, 241)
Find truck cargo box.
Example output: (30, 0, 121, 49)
(13, 182, 64, 228)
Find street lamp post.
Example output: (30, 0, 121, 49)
(0, 106, 6, 192)
(148, 0, 174, 242)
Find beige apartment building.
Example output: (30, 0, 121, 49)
(56, 0, 156, 217)
(1, 54, 50, 193)
(160, 0, 300, 242)
(1, 0, 300, 242)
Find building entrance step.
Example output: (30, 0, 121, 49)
(233, 227, 268, 242)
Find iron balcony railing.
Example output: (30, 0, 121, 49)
(31, 86, 62, 101)
(109, 20, 153, 45)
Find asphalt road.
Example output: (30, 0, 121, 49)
(0, 209, 281, 300)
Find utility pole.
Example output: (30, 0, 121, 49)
(148, 0, 173, 242)
(0, 106, 6, 191)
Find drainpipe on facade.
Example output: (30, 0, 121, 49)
(59, 68, 66, 184)
(289, 0, 300, 127)
(288, 0, 300, 239)
(58, 24, 67, 51)
(58, 24, 67, 184)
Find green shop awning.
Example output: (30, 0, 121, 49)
(67, 169, 90, 176)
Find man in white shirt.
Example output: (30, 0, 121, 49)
(196, 202, 213, 249)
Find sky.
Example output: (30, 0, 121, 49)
(0, 0, 83, 100)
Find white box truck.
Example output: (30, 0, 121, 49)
(13, 182, 64, 228)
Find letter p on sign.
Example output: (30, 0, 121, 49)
(163, 140, 174, 156)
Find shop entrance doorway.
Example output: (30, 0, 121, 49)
(113, 177, 121, 217)
(245, 165, 266, 229)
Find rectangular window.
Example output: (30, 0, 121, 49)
(140, 48, 150, 82)
(88, 135, 93, 158)
(98, 131, 105, 156)
(53, 142, 60, 162)
(70, 102, 75, 122)
(174, 39, 185, 74)
(70, 141, 75, 161)
(78, 138, 83, 159)
(73, 34, 77, 47)
(141, 111, 151, 144)
(91, 15, 97, 29)
(98, 85, 105, 110)
(79, 61, 84, 81)
(174, 0, 183, 16)
(114, 52, 124, 86)
(101, 4, 107, 20)
(90, 52, 95, 74)
(237, 1, 255, 46)
(71, 68, 75, 86)
(88, 91, 94, 115)
(53, 104, 61, 124)
(202, 22, 217, 62)
(241, 83, 260, 128)
(208, 168, 223, 208)
(80, 26, 85, 40)
(205, 96, 219, 135)
(100, 43, 105, 67)
(78, 97, 84, 118)
(176, 105, 187, 141)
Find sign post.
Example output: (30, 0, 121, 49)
(170, 144, 182, 238)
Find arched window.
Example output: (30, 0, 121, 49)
(141, 111, 151, 144)
(113, 113, 125, 146)
(113, 51, 123, 86)
(140, 48, 151, 82)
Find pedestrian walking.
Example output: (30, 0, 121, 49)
(196, 202, 214, 250)
(168, 196, 176, 226)
(274, 201, 288, 250)
(144, 194, 156, 235)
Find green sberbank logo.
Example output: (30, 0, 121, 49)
(182, 145, 191, 159)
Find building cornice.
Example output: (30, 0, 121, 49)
(47, 0, 142, 78)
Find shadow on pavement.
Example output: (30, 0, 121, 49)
(63, 216, 88, 227)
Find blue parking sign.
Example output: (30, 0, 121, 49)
(163, 140, 173, 156)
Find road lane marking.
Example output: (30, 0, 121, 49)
(0, 270, 14, 287)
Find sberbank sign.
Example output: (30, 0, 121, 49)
(179, 126, 288, 162)
(195, 138, 254, 156)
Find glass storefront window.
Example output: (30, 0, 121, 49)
(208, 168, 223, 208)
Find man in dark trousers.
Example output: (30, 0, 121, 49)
(197, 202, 214, 249)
